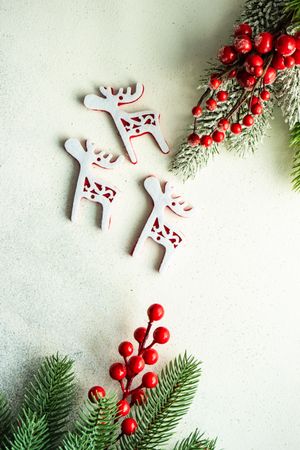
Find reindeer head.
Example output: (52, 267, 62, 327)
(64, 138, 124, 169)
(84, 83, 144, 112)
(144, 176, 193, 217)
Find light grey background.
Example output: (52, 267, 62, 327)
(0, 1, 299, 449)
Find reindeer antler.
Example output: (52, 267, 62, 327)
(164, 181, 193, 217)
(93, 149, 124, 170)
(99, 86, 113, 98)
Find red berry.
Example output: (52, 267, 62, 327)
(284, 56, 295, 68)
(109, 363, 126, 380)
(131, 388, 145, 405)
(147, 304, 164, 322)
(134, 327, 147, 343)
(117, 399, 130, 417)
(234, 23, 252, 37)
(237, 71, 256, 89)
(254, 32, 274, 54)
(143, 348, 159, 365)
(128, 355, 145, 374)
(276, 34, 296, 56)
(88, 386, 106, 402)
(272, 53, 286, 70)
(218, 45, 237, 65)
(254, 66, 264, 77)
(230, 123, 242, 134)
(218, 118, 230, 131)
(294, 49, 300, 65)
(228, 69, 237, 78)
(212, 130, 225, 143)
(245, 53, 264, 69)
(210, 76, 222, 89)
(142, 372, 159, 389)
(119, 341, 134, 357)
(192, 105, 202, 117)
(243, 114, 254, 127)
(206, 98, 217, 111)
(260, 89, 270, 101)
(263, 67, 277, 84)
(188, 132, 200, 147)
(153, 326, 170, 344)
(251, 103, 263, 115)
(234, 35, 252, 54)
(217, 90, 228, 102)
(200, 135, 213, 147)
(121, 418, 137, 435)
(250, 96, 260, 106)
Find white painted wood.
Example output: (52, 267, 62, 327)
(84, 83, 169, 164)
(64, 138, 124, 231)
(132, 176, 193, 272)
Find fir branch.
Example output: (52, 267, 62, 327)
(5, 411, 48, 450)
(226, 95, 274, 155)
(173, 429, 217, 450)
(23, 354, 75, 448)
(0, 393, 11, 443)
(285, 0, 300, 29)
(119, 353, 201, 450)
(59, 395, 118, 450)
(239, 0, 289, 35)
(275, 66, 300, 129)
(290, 122, 300, 190)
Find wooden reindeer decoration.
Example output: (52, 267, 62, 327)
(84, 83, 169, 164)
(64, 138, 124, 231)
(132, 176, 193, 272)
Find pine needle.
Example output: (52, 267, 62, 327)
(119, 353, 201, 450)
(23, 354, 75, 448)
(173, 429, 217, 450)
(5, 411, 48, 450)
(0, 393, 12, 445)
(59, 395, 118, 450)
(290, 123, 300, 190)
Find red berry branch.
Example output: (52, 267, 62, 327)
(87, 303, 170, 437)
(187, 22, 300, 148)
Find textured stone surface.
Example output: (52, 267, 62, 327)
(0, 1, 299, 449)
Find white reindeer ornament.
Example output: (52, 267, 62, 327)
(64, 138, 124, 231)
(132, 176, 193, 273)
(84, 83, 169, 164)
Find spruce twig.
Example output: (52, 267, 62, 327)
(23, 354, 75, 449)
(119, 353, 202, 450)
(173, 429, 217, 450)
(5, 411, 48, 450)
(290, 122, 300, 190)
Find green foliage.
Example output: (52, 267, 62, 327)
(0, 393, 11, 442)
(59, 395, 118, 450)
(23, 354, 75, 448)
(275, 67, 300, 128)
(286, 0, 300, 29)
(119, 353, 201, 450)
(173, 429, 217, 450)
(290, 123, 300, 190)
(0, 353, 216, 450)
(5, 411, 48, 450)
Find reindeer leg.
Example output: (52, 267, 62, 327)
(100, 199, 112, 232)
(152, 122, 169, 154)
(159, 244, 175, 273)
(132, 226, 150, 256)
(122, 135, 138, 164)
(71, 188, 82, 222)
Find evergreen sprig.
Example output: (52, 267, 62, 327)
(59, 395, 118, 450)
(119, 353, 201, 450)
(0, 393, 11, 443)
(5, 411, 48, 450)
(171, 0, 300, 185)
(23, 354, 75, 448)
(173, 429, 217, 450)
(290, 122, 300, 189)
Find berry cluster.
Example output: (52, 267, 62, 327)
(88, 303, 170, 437)
(188, 23, 300, 148)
